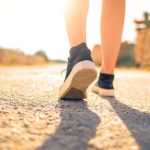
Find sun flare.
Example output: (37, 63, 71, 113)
(0, 0, 149, 60)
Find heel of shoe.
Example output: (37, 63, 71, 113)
(92, 86, 115, 97)
(59, 60, 97, 100)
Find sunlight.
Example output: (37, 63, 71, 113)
(0, 0, 69, 59)
(0, 0, 150, 60)
(60, 0, 71, 10)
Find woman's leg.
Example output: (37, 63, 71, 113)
(64, 0, 89, 48)
(92, 0, 126, 96)
(101, 0, 126, 74)
(59, 0, 97, 100)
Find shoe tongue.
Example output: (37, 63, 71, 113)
(99, 73, 114, 81)
(69, 42, 90, 59)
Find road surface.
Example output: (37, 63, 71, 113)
(0, 65, 150, 150)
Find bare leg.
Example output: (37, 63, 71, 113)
(101, 0, 125, 74)
(60, 0, 97, 100)
(64, 0, 89, 48)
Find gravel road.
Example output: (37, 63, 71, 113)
(0, 65, 150, 150)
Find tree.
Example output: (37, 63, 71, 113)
(35, 50, 49, 61)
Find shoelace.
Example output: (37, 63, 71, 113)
(60, 68, 66, 77)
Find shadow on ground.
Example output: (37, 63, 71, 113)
(103, 97, 150, 150)
(37, 99, 100, 150)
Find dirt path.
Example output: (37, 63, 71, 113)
(0, 66, 150, 150)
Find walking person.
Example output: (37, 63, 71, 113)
(59, 0, 125, 99)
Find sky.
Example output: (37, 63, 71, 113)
(0, 0, 150, 60)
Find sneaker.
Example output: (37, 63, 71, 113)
(59, 42, 97, 100)
(92, 73, 115, 97)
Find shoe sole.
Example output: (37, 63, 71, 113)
(59, 60, 97, 100)
(92, 85, 115, 97)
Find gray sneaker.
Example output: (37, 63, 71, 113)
(59, 43, 97, 100)
(92, 73, 115, 97)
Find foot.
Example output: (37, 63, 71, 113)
(59, 42, 97, 100)
(92, 73, 115, 97)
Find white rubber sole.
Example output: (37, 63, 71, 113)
(59, 60, 97, 100)
(92, 85, 115, 97)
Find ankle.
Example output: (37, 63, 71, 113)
(70, 41, 86, 49)
(100, 67, 114, 74)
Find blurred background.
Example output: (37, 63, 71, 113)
(0, 0, 150, 67)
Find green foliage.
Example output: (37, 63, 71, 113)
(35, 50, 49, 62)
(117, 42, 136, 67)
(144, 11, 150, 28)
